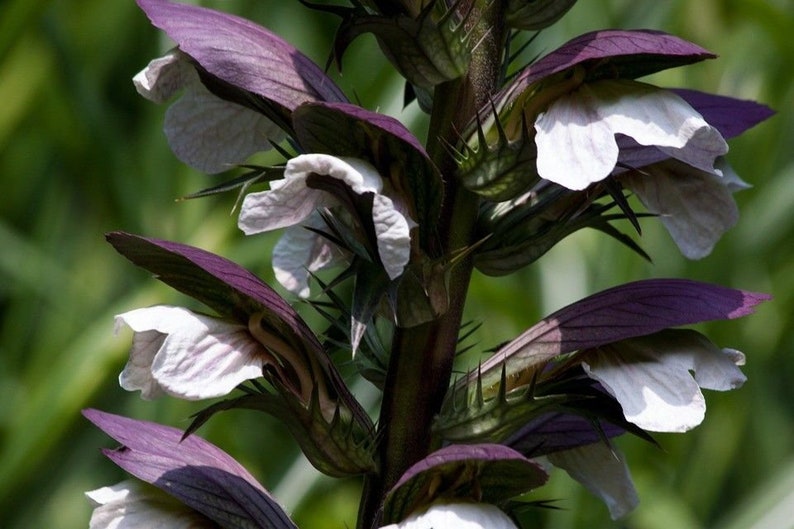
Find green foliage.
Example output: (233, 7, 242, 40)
(1, 0, 793, 527)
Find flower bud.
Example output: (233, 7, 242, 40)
(343, 4, 471, 89)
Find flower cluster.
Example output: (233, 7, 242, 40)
(86, 1, 772, 528)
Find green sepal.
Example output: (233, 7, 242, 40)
(185, 386, 378, 478)
(435, 366, 570, 444)
(457, 111, 540, 201)
(474, 187, 650, 276)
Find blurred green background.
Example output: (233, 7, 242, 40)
(1, 0, 792, 527)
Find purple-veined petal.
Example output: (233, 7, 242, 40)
(500, 29, 715, 109)
(133, 50, 191, 103)
(475, 279, 769, 393)
(581, 329, 746, 432)
(547, 442, 639, 519)
(116, 306, 267, 400)
(621, 158, 743, 259)
(107, 233, 374, 450)
(136, 0, 346, 109)
(383, 444, 546, 524)
(239, 153, 413, 287)
(86, 480, 216, 529)
(134, 50, 281, 173)
(84, 409, 297, 529)
(380, 502, 519, 529)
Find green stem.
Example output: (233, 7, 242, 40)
(357, 3, 506, 528)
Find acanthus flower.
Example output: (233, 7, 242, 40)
(439, 279, 769, 517)
(106, 232, 377, 477)
(238, 153, 414, 297)
(133, 0, 347, 172)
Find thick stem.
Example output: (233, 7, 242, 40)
(357, 3, 506, 528)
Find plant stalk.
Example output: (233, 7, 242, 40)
(357, 3, 506, 528)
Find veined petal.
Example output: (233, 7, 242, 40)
(273, 215, 345, 297)
(581, 329, 746, 432)
(134, 50, 281, 173)
(372, 193, 413, 279)
(547, 442, 639, 519)
(622, 158, 741, 259)
(116, 306, 266, 400)
(86, 480, 215, 529)
(380, 502, 518, 529)
(164, 80, 281, 174)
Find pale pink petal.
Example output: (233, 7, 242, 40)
(116, 306, 265, 400)
(581, 330, 746, 432)
(86, 480, 215, 529)
(548, 443, 639, 519)
(164, 82, 280, 174)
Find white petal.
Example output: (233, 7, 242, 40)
(535, 86, 619, 189)
(273, 214, 346, 297)
(134, 51, 281, 174)
(372, 194, 412, 279)
(116, 306, 265, 400)
(382, 502, 518, 529)
(622, 159, 740, 259)
(592, 80, 728, 172)
(238, 154, 380, 235)
(86, 480, 214, 529)
(133, 51, 192, 103)
(285, 154, 383, 195)
(581, 330, 746, 432)
(548, 443, 639, 519)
